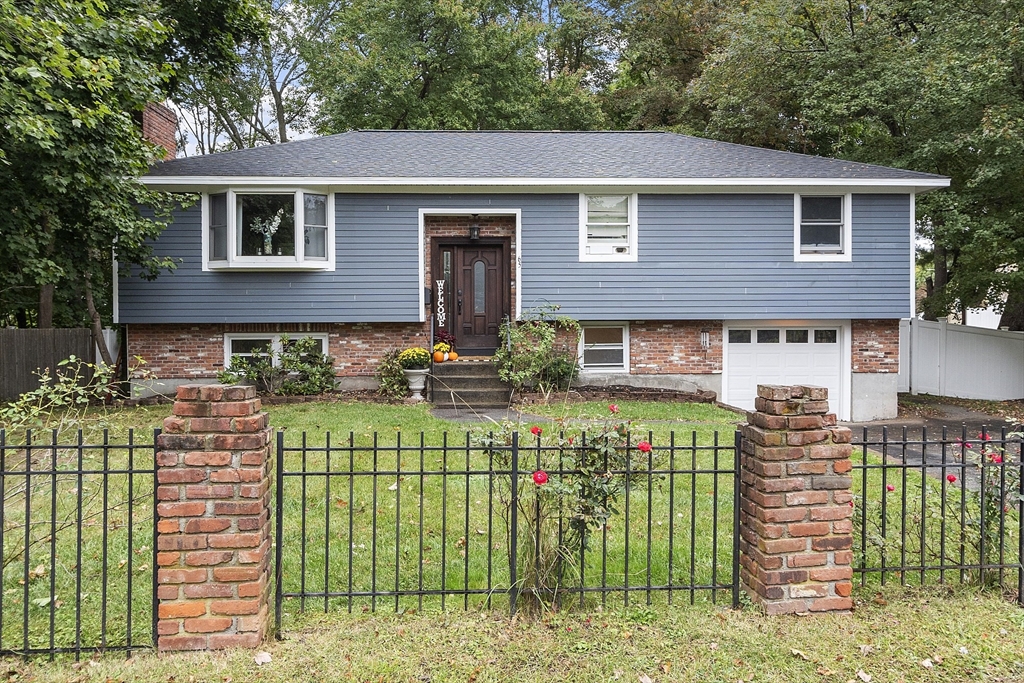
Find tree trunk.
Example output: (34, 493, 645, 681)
(38, 284, 54, 328)
(998, 286, 1024, 331)
(37, 211, 55, 328)
(84, 273, 114, 366)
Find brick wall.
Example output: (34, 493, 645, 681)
(142, 103, 177, 160)
(424, 215, 517, 314)
(630, 321, 722, 374)
(129, 322, 430, 379)
(739, 385, 853, 615)
(852, 319, 900, 373)
(155, 385, 271, 650)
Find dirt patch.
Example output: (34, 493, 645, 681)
(515, 385, 718, 406)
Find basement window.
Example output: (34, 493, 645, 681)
(224, 334, 328, 368)
(579, 325, 629, 372)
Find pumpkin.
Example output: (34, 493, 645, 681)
(448, 351, 458, 360)
(432, 351, 445, 363)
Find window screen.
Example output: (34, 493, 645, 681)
(582, 327, 625, 369)
(800, 196, 843, 253)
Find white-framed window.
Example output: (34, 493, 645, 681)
(579, 194, 638, 262)
(794, 194, 852, 262)
(578, 324, 629, 372)
(203, 189, 334, 270)
(223, 333, 329, 368)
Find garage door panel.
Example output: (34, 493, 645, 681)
(726, 324, 842, 416)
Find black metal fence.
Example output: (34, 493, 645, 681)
(274, 430, 741, 628)
(852, 425, 1024, 602)
(0, 428, 158, 659)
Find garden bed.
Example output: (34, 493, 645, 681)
(517, 385, 718, 406)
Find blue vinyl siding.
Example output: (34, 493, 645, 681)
(118, 192, 911, 323)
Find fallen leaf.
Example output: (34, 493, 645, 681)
(660, 662, 671, 674)
(958, 646, 969, 655)
(792, 649, 810, 661)
(638, 675, 653, 683)
(856, 671, 872, 683)
(613, 670, 623, 680)
(709, 642, 719, 651)
(254, 651, 272, 666)
(920, 659, 933, 669)
(858, 645, 874, 656)
(387, 482, 398, 491)
(816, 667, 836, 676)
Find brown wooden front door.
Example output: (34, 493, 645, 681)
(433, 242, 509, 354)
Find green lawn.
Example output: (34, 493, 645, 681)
(9, 586, 1024, 682)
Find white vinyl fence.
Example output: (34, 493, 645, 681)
(898, 319, 1024, 400)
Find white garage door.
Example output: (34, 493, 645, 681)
(724, 324, 845, 418)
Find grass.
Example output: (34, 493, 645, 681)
(8, 586, 1024, 682)
(2, 398, 1022, 660)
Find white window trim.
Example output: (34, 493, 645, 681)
(577, 323, 630, 373)
(202, 189, 335, 271)
(223, 333, 329, 368)
(794, 193, 852, 263)
(578, 193, 639, 263)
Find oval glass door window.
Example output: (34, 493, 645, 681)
(474, 260, 485, 312)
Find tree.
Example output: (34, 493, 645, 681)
(600, 0, 727, 130)
(0, 0, 267, 362)
(305, 0, 606, 132)
(175, 0, 332, 153)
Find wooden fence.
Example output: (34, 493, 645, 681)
(0, 328, 95, 400)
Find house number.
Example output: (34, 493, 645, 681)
(435, 279, 446, 326)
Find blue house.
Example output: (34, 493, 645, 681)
(124, 130, 949, 420)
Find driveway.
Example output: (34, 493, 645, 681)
(844, 402, 1024, 489)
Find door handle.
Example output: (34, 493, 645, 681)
(457, 289, 462, 314)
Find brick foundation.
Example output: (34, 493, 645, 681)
(127, 320, 726, 382)
(852, 319, 899, 373)
(155, 384, 272, 650)
(739, 384, 853, 615)
(129, 322, 430, 380)
(630, 321, 722, 374)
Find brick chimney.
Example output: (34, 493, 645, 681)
(142, 102, 178, 160)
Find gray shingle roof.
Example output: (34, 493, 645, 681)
(146, 130, 945, 181)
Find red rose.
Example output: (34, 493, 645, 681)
(991, 455, 1003, 464)
(530, 426, 542, 436)
(637, 441, 653, 453)
(947, 474, 957, 483)
(533, 470, 548, 485)
(886, 484, 895, 492)
(609, 404, 620, 414)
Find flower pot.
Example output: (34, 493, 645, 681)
(403, 368, 429, 401)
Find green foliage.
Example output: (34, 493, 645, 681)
(492, 304, 581, 396)
(475, 411, 656, 611)
(397, 347, 430, 370)
(304, 0, 606, 132)
(0, 356, 115, 435)
(376, 349, 409, 401)
(217, 335, 336, 395)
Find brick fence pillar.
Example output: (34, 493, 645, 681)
(738, 384, 854, 615)
(155, 384, 271, 650)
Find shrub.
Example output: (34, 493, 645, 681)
(0, 356, 116, 435)
(475, 405, 655, 611)
(376, 349, 408, 400)
(492, 304, 581, 398)
(217, 335, 336, 395)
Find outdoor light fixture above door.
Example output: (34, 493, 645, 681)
(469, 214, 480, 241)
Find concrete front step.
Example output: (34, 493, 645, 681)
(429, 360, 510, 408)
